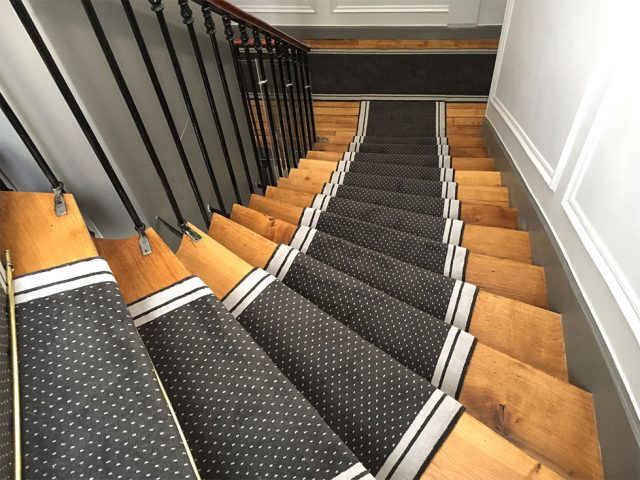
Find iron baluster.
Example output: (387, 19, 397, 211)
(291, 47, 309, 154)
(239, 22, 276, 185)
(178, 0, 242, 205)
(202, 6, 255, 195)
(10, 0, 149, 251)
(83, 0, 199, 242)
(302, 51, 317, 144)
(148, 0, 226, 215)
(265, 33, 292, 172)
(295, 49, 313, 151)
(275, 39, 298, 168)
(0, 90, 66, 215)
(121, 0, 208, 225)
(284, 45, 304, 161)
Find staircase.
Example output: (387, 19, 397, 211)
(0, 1, 611, 477)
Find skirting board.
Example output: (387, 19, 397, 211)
(482, 121, 640, 479)
(280, 26, 502, 40)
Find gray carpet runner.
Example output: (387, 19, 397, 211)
(222, 269, 464, 478)
(0, 267, 11, 478)
(299, 209, 468, 279)
(311, 195, 465, 245)
(335, 159, 456, 182)
(289, 226, 478, 330)
(351, 135, 448, 145)
(358, 101, 446, 137)
(343, 151, 453, 167)
(12, 258, 198, 479)
(329, 171, 458, 199)
(348, 143, 450, 155)
(129, 276, 371, 480)
(265, 245, 476, 398)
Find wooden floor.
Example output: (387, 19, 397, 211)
(305, 39, 500, 50)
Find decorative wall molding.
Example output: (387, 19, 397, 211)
(490, 96, 554, 184)
(234, 4, 316, 14)
(331, 2, 449, 14)
(561, 97, 640, 419)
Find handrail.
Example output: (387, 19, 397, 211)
(201, 0, 311, 52)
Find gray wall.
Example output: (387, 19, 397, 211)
(1, 0, 258, 245)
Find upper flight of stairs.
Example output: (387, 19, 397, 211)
(0, 99, 605, 479)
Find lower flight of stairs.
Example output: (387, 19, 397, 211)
(0, 100, 605, 479)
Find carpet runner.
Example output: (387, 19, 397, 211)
(348, 143, 450, 155)
(299, 209, 468, 279)
(289, 226, 477, 330)
(310, 195, 465, 245)
(328, 171, 459, 199)
(351, 136, 449, 145)
(12, 258, 198, 479)
(222, 269, 464, 478)
(342, 152, 454, 168)
(265, 244, 476, 397)
(334, 159, 456, 182)
(0, 266, 12, 477)
(128, 276, 372, 480)
(321, 183, 461, 219)
(357, 101, 446, 137)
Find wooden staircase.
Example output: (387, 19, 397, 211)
(0, 99, 605, 479)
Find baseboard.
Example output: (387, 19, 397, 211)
(279, 26, 502, 40)
(482, 122, 640, 479)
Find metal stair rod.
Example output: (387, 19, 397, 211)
(201, 5, 256, 195)
(121, 0, 209, 225)
(178, 0, 242, 205)
(148, 0, 226, 215)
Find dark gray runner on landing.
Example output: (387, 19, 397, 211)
(290, 226, 477, 330)
(266, 245, 476, 397)
(322, 183, 461, 219)
(311, 194, 465, 245)
(343, 152, 452, 168)
(13, 258, 198, 479)
(336, 159, 456, 182)
(330, 171, 458, 199)
(299, 209, 468, 279)
(129, 276, 371, 480)
(358, 101, 445, 136)
(223, 269, 464, 479)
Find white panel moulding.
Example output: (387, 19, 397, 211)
(235, 5, 316, 13)
(331, 4, 449, 14)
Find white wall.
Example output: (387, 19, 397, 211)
(227, 0, 506, 27)
(487, 0, 640, 441)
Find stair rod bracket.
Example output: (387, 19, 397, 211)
(52, 182, 67, 217)
(136, 225, 152, 256)
(180, 223, 201, 243)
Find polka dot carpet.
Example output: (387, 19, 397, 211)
(351, 143, 449, 156)
(130, 276, 371, 480)
(337, 160, 455, 183)
(321, 184, 461, 219)
(13, 258, 197, 479)
(361, 101, 444, 137)
(345, 152, 453, 168)
(299, 209, 468, 280)
(312, 195, 465, 246)
(223, 269, 463, 478)
(352, 136, 447, 145)
(332, 171, 457, 199)
(289, 227, 478, 331)
(265, 245, 476, 397)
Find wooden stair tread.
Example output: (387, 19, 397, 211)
(298, 159, 503, 186)
(94, 228, 190, 304)
(209, 214, 599, 479)
(228, 204, 565, 380)
(318, 135, 487, 147)
(178, 222, 572, 480)
(261, 188, 529, 263)
(0, 191, 96, 276)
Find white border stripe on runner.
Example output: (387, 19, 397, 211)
(332, 463, 375, 480)
(300, 208, 322, 229)
(266, 244, 300, 280)
(446, 219, 464, 245)
(336, 160, 351, 173)
(443, 182, 458, 199)
(133, 288, 212, 328)
(439, 331, 475, 397)
(450, 246, 468, 281)
(322, 183, 340, 197)
(128, 277, 207, 319)
(446, 199, 461, 219)
(439, 156, 452, 168)
(376, 391, 460, 480)
(311, 194, 332, 211)
(14, 257, 111, 294)
(439, 145, 450, 155)
(222, 269, 276, 318)
(440, 168, 454, 182)
(444, 281, 478, 331)
(15, 273, 116, 305)
(289, 226, 318, 254)
(0, 261, 6, 293)
(330, 172, 346, 185)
